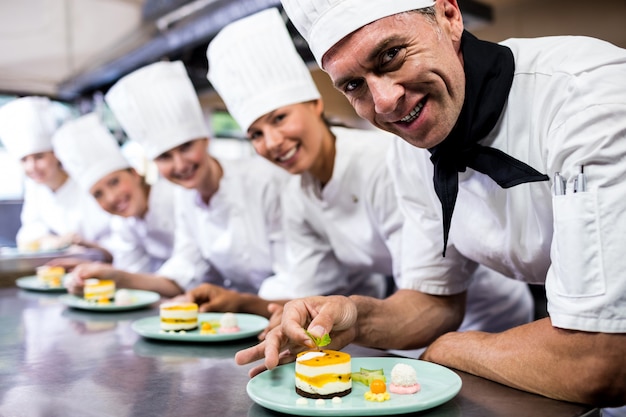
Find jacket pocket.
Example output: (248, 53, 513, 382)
(552, 192, 605, 297)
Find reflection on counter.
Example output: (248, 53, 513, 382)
(133, 336, 258, 360)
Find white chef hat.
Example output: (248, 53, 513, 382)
(0, 96, 58, 160)
(280, 0, 435, 67)
(52, 113, 130, 191)
(207, 7, 320, 132)
(104, 61, 209, 160)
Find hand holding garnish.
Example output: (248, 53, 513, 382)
(304, 329, 331, 350)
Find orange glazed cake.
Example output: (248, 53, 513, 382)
(160, 302, 198, 331)
(36, 265, 65, 288)
(83, 279, 115, 303)
(295, 350, 352, 399)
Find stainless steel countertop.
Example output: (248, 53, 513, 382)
(0, 287, 599, 417)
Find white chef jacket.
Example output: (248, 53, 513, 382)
(158, 156, 288, 293)
(258, 127, 397, 299)
(109, 178, 176, 273)
(259, 127, 533, 333)
(389, 36, 626, 333)
(17, 177, 112, 246)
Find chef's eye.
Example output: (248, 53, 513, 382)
(247, 130, 262, 141)
(179, 141, 193, 152)
(380, 47, 405, 69)
(273, 113, 286, 124)
(344, 78, 364, 93)
(155, 153, 171, 162)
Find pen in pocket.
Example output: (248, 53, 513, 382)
(554, 172, 566, 196)
(573, 166, 586, 193)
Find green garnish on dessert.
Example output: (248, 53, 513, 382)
(304, 329, 331, 349)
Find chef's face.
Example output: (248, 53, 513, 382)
(20, 151, 64, 185)
(90, 168, 147, 218)
(153, 138, 210, 190)
(246, 100, 326, 175)
(322, 0, 465, 150)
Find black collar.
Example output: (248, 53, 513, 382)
(428, 31, 549, 256)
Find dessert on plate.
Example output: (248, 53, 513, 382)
(294, 350, 352, 399)
(389, 363, 421, 394)
(218, 312, 240, 333)
(160, 302, 199, 331)
(36, 265, 65, 288)
(364, 378, 390, 402)
(18, 234, 72, 252)
(17, 239, 40, 252)
(199, 321, 217, 334)
(114, 288, 133, 306)
(83, 278, 116, 303)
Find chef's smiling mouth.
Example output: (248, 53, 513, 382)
(277, 145, 298, 163)
(114, 197, 130, 214)
(173, 165, 197, 181)
(398, 98, 426, 124)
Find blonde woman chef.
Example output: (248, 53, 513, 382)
(52, 113, 180, 296)
(104, 60, 288, 297)
(0, 97, 112, 257)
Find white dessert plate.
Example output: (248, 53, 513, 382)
(15, 275, 69, 292)
(247, 357, 461, 416)
(59, 290, 160, 311)
(131, 312, 269, 342)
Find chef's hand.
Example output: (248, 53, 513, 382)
(185, 283, 243, 313)
(65, 262, 117, 294)
(46, 257, 88, 272)
(258, 303, 284, 341)
(65, 272, 84, 295)
(72, 261, 116, 280)
(235, 295, 358, 377)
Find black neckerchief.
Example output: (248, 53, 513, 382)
(428, 31, 549, 256)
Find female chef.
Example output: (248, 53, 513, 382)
(0, 97, 112, 258)
(187, 7, 534, 337)
(100, 60, 288, 298)
(52, 112, 181, 296)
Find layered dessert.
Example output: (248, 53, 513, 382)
(160, 302, 198, 331)
(388, 363, 421, 394)
(36, 265, 65, 288)
(295, 350, 352, 399)
(17, 239, 40, 252)
(83, 279, 116, 303)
